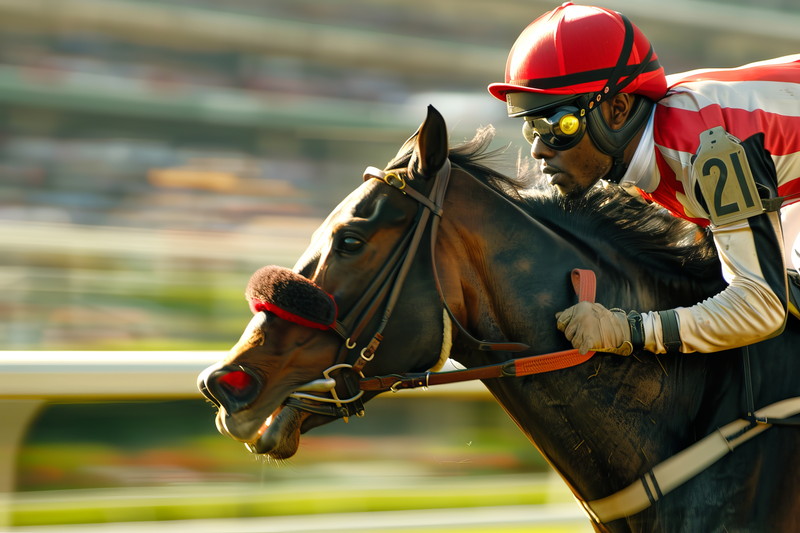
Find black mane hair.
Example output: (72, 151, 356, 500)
(388, 125, 722, 285)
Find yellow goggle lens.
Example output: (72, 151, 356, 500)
(558, 114, 580, 136)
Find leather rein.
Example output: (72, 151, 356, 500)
(286, 158, 598, 420)
(359, 267, 597, 393)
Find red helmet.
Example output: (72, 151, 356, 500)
(488, 3, 667, 117)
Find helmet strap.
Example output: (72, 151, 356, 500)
(577, 14, 656, 116)
(581, 94, 653, 184)
(604, 156, 630, 185)
(553, 12, 656, 184)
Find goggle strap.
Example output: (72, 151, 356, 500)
(581, 14, 657, 115)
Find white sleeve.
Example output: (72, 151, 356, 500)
(641, 211, 787, 354)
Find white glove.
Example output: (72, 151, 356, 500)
(555, 301, 633, 356)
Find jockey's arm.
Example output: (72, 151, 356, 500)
(556, 128, 793, 356)
(642, 211, 788, 353)
(556, 212, 790, 356)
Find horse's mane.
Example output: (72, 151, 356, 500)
(387, 126, 721, 284)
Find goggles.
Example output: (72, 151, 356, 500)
(522, 105, 587, 151)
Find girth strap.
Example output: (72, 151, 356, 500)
(579, 396, 800, 524)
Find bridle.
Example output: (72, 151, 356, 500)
(285, 158, 598, 421)
(285, 159, 456, 420)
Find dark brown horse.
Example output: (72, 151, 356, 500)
(198, 106, 800, 532)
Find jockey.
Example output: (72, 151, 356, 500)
(488, 2, 800, 355)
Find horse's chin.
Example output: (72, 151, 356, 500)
(247, 408, 338, 459)
(243, 404, 310, 459)
(216, 400, 341, 460)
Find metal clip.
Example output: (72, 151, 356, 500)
(384, 172, 406, 191)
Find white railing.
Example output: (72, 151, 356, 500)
(0, 351, 221, 400)
(0, 351, 484, 400)
(0, 353, 585, 532)
(0, 350, 486, 512)
(0, 350, 229, 523)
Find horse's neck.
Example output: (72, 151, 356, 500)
(441, 187, 575, 359)
(442, 176, 632, 358)
(440, 178, 692, 506)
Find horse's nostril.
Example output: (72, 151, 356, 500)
(218, 370, 255, 396)
(205, 365, 262, 413)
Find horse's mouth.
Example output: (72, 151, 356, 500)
(249, 404, 310, 458)
(218, 403, 311, 459)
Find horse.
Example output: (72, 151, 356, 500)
(198, 106, 800, 532)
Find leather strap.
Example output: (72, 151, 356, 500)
(428, 200, 530, 354)
(658, 310, 682, 353)
(349, 160, 453, 373)
(761, 191, 800, 212)
(742, 346, 755, 416)
(580, 396, 800, 524)
(359, 268, 597, 392)
(572, 268, 596, 302)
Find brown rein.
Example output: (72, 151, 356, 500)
(287, 160, 601, 418)
(360, 268, 597, 392)
(287, 160, 599, 419)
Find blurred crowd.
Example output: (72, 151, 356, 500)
(1, 0, 797, 349)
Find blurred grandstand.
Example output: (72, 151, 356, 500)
(0, 1, 799, 530)
(1, 0, 798, 350)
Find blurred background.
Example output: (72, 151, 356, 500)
(1, 0, 799, 531)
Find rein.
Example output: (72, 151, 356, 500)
(360, 268, 597, 393)
(287, 159, 598, 419)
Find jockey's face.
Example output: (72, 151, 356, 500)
(529, 122, 610, 198)
(524, 95, 634, 199)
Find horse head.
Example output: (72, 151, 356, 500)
(198, 106, 456, 459)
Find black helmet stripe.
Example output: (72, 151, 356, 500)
(508, 58, 661, 92)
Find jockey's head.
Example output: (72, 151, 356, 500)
(488, 3, 667, 185)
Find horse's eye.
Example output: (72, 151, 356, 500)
(338, 235, 364, 253)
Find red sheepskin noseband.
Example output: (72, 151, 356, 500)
(246, 265, 337, 330)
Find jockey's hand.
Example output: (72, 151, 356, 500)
(555, 302, 633, 356)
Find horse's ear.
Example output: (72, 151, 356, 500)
(409, 105, 448, 179)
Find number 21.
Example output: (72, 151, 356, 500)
(701, 152, 756, 216)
